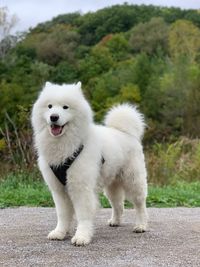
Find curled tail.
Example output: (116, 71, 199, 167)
(104, 104, 145, 140)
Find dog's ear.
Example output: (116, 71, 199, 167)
(76, 81, 82, 89)
(75, 81, 84, 95)
(44, 81, 53, 88)
(42, 81, 52, 91)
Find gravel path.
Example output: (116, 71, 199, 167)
(0, 207, 199, 267)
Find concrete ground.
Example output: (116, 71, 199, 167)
(0, 207, 199, 267)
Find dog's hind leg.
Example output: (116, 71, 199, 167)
(104, 180, 124, 226)
(124, 152, 148, 233)
(132, 192, 148, 233)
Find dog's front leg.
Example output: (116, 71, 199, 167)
(68, 175, 98, 246)
(38, 158, 74, 240)
(47, 189, 74, 240)
(71, 218, 94, 246)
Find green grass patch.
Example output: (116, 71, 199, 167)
(0, 172, 200, 208)
(0, 172, 53, 208)
(147, 182, 200, 207)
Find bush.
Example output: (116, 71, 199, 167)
(146, 137, 200, 185)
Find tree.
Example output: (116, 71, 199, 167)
(100, 33, 129, 61)
(79, 46, 114, 82)
(132, 53, 153, 95)
(51, 61, 78, 84)
(77, 5, 138, 45)
(184, 64, 200, 137)
(23, 25, 80, 65)
(120, 83, 141, 103)
(0, 7, 18, 58)
(129, 17, 169, 55)
(150, 58, 200, 137)
(37, 27, 80, 65)
(169, 20, 200, 62)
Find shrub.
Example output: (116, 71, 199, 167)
(146, 137, 200, 185)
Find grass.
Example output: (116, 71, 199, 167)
(1, 137, 200, 208)
(0, 172, 199, 208)
(146, 137, 200, 185)
(0, 172, 53, 208)
(147, 182, 200, 207)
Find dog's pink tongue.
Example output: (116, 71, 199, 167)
(51, 125, 62, 136)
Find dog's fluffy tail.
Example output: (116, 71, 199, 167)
(104, 104, 145, 140)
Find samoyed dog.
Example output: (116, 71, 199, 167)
(31, 82, 148, 246)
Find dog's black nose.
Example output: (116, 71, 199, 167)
(50, 114, 59, 122)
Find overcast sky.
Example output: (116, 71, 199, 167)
(1, 0, 200, 33)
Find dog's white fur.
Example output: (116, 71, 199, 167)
(32, 82, 148, 246)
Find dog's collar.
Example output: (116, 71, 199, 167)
(50, 144, 84, 186)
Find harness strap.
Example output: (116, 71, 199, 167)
(50, 145, 105, 186)
(50, 144, 84, 186)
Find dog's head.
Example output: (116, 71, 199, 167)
(32, 82, 92, 138)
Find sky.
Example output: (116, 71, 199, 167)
(1, 0, 200, 33)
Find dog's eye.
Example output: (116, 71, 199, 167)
(48, 104, 52, 109)
(63, 105, 69, 110)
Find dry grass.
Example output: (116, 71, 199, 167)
(146, 137, 200, 185)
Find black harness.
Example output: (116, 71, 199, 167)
(50, 145, 105, 186)
(50, 145, 84, 186)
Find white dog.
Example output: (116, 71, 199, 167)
(31, 82, 148, 246)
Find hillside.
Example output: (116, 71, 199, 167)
(1, 4, 200, 173)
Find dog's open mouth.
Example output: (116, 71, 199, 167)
(50, 124, 66, 136)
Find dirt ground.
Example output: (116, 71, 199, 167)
(0, 207, 199, 267)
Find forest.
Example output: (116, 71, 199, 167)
(0, 4, 200, 194)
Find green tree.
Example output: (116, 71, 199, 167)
(129, 17, 169, 55)
(23, 25, 80, 65)
(169, 20, 200, 62)
(79, 46, 114, 82)
(51, 61, 78, 84)
(77, 4, 138, 45)
(184, 64, 200, 137)
(100, 33, 129, 61)
(120, 83, 141, 103)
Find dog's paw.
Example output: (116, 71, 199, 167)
(108, 218, 120, 227)
(71, 234, 91, 246)
(133, 224, 147, 233)
(47, 229, 66, 240)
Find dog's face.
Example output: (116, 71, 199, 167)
(32, 82, 92, 138)
(44, 102, 73, 137)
